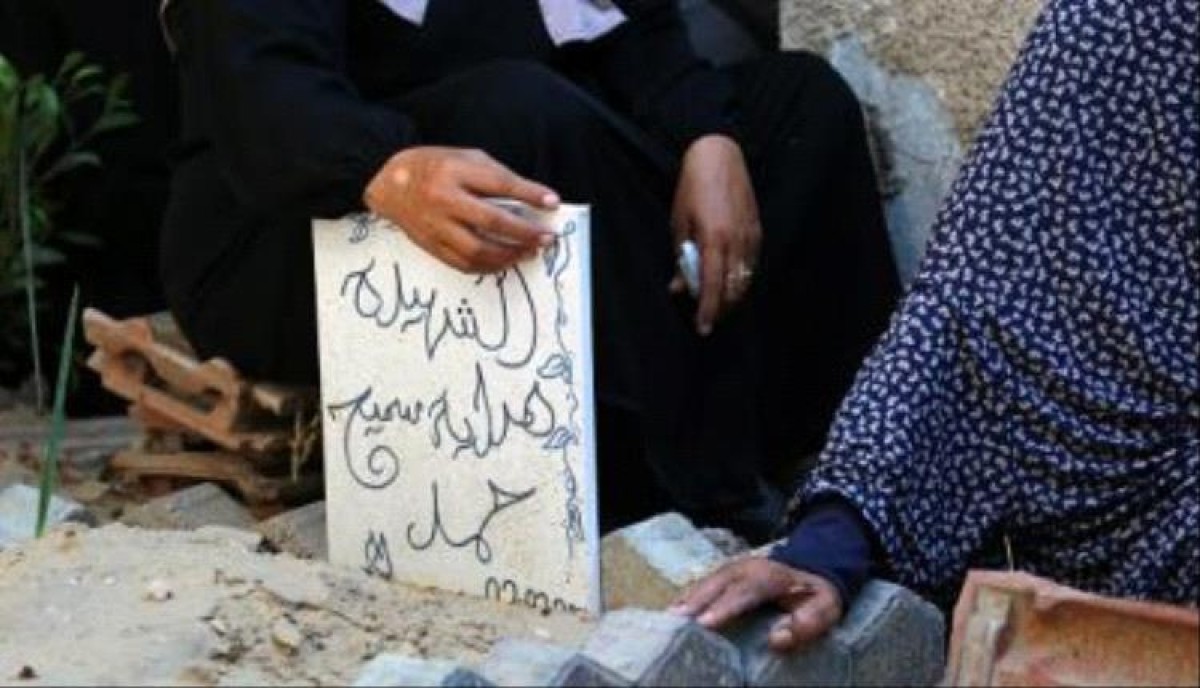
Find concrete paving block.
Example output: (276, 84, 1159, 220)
(120, 482, 255, 531)
(726, 579, 944, 686)
(699, 527, 751, 558)
(602, 512, 726, 611)
(582, 609, 743, 687)
(0, 484, 95, 549)
(256, 500, 327, 559)
(478, 638, 628, 687)
(353, 655, 491, 687)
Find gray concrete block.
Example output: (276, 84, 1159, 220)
(582, 609, 743, 687)
(256, 500, 327, 559)
(478, 638, 628, 687)
(726, 580, 945, 686)
(353, 655, 491, 687)
(602, 512, 726, 611)
(699, 527, 750, 558)
(120, 482, 255, 531)
(0, 484, 95, 549)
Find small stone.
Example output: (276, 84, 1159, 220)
(144, 578, 174, 602)
(0, 484, 95, 550)
(68, 480, 111, 503)
(17, 666, 36, 681)
(60, 448, 114, 479)
(353, 654, 492, 687)
(272, 617, 304, 652)
(255, 501, 327, 559)
(120, 483, 254, 531)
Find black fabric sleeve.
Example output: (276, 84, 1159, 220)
(585, 0, 740, 153)
(165, 0, 416, 217)
(768, 497, 876, 608)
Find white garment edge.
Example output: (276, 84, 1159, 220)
(159, 0, 628, 54)
(378, 0, 628, 44)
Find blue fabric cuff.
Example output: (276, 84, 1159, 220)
(767, 498, 873, 608)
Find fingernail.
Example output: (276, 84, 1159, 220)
(542, 192, 560, 208)
(698, 323, 712, 337)
(697, 611, 716, 626)
(769, 627, 794, 647)
(782, 584, 815, 604)
(666, 604, 688, 616)
(539, 233, 557, 247)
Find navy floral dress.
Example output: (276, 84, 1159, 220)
(789, 0, 1199, 608)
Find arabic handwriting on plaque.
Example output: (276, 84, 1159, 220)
(406, 479, 538, 564)
(313, 204, 599, 612)
(484, 576, 582, 615)
(363, 530, 393, 580)
(338, 259, 539, 367)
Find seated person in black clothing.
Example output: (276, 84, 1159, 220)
(158, 0, 899, 542)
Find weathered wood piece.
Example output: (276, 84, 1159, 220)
(82, 309, 316, 456)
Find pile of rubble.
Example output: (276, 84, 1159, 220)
(0, 483, 946, 686)
(83, 309, 322, 517)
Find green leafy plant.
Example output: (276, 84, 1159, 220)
(35, 285, 78, 538)
(1, 51, 136, 407)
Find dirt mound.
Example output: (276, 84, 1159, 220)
(0, 524, 592, 685)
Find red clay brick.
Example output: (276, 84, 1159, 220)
(948, 570, 1199, 686)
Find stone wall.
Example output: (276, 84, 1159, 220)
(780, 0, 1045, 282)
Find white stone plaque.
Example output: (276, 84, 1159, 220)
(312, 204, 599, 613)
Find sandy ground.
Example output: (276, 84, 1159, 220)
(0, 524, 593, 686)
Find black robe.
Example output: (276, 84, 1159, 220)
(160, 0, 900, 540)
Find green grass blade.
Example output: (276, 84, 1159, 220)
(35, 285, 78, 538)
(15, 98, 46, 413)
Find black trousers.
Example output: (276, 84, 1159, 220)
(170, 54, 899, 541)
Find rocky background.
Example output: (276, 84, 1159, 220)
(781, 0, 1045, 282)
